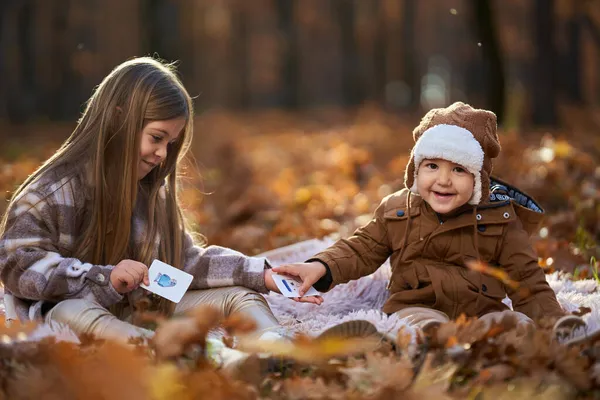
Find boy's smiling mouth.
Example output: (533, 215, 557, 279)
(433, 191, 456, 198)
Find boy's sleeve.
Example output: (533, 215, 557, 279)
(499, 218, 565, 318)
(182, 233, 270, 294)
(309, 199, 392, 291)
(0, 190, 123, 308)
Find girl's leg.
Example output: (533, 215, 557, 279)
(175, 286, 279, 332)
(45, 299, 153, 343)
(393, 306, 450, 331)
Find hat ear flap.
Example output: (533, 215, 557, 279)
(404, 153, 416, 191)
(480, 170, 491, 203)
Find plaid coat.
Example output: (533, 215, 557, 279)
(0, 167, 269, 321)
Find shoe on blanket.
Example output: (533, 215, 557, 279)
(316, 320, 379, 340)
(553, 315, 587, 345)
(317, 320, 398, 354)
(219, 320, 388, 384)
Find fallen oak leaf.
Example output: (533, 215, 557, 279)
(221, 313, 257, 337)
(473, 364, 516, 385)
(236, 335, 382, 364)
(445, 336, 458, 348)
(465, 260, 520, 290)
(151, 305, 223, 361)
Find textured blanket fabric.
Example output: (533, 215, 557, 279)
(260, 238, 600, 338)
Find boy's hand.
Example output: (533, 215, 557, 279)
(271, 262, 326, 305)
(110, 260, 150, 294)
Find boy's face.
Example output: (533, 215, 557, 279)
(416, 158, 474, 214)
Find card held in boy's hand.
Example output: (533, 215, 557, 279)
(271, 273, 320, 298)
(140, 260, 193, 303)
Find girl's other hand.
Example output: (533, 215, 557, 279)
(110, 259, 150, 293)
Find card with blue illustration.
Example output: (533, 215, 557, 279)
(271, 273, 320, 298)
(140, 260, 193, 303)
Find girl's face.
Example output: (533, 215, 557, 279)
(416, 158, 474, 214)
(138, 117, 185, 179)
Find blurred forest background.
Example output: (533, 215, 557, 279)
(1, 0, 600, 270)
(2, 0, 600, 125)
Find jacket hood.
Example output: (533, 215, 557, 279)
(489, 176, 544, 235)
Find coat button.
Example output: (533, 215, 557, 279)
(503, 212, 510, 219)
(478, 225, 486, 232)
(481, 284, 488, 292)
(396, 210, 405, 217)
(96, 273, 105, 283)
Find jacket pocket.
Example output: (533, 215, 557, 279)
(384, 207, 421, 251)
(459, 268, 505, 299)
(476, 224, 504, 236)
(461, 223, 505, 262)
(479, 274, 506, 299)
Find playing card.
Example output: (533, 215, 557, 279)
(271, 273, 320, 298)
(140, 260, 193, 303)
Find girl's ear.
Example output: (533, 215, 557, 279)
(116, 106, 123, 113)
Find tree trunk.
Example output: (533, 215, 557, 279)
(562, 4, 583, 103)
(532, 0, 557, 126)
(276, 0, 298, 108)
(233, 1, 249, 108)
(472, 0, 505, 125)
(143, 0, 180, 61)
(401, 0, 419, 110)
(373, 3, 386, 103)
(335, 0, 363, 106)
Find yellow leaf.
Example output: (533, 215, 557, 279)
(149, 364, 191, 400)
(236, 335, 381, 363)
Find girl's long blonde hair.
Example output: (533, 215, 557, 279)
(1, 57, 194, 315)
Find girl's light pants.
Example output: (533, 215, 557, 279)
(45, 286, 279, 342)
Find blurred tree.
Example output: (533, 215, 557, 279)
(401, 0, 418, 110)
(373, 2, 386, 103)
(582, 5, 600, 53)
(277, 0, 299, 108)
(48, 0, 75, 120)
(334, 0, 364, 106)
(560, 2, 584, 103)
(233, 1, 249, 108)
(143, 0, 181, 62)
(2, 0, 37, 123)
(532, 0, 558, 126)
(0, 0, 7, 120)
(471, 0, 505, 125)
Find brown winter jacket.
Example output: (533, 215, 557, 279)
(311, 179, 565, 320)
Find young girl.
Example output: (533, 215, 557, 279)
(0, 57, 282, 342)
(273, 102, 583, 338)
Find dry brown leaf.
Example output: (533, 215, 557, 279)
(152, 305, 222, 360)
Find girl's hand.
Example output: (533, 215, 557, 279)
(264, 268, 279, 293)
(271, 262, 326, 305)
(110, 260, 150, 294)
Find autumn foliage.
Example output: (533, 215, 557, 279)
(0, 109, 599, 398)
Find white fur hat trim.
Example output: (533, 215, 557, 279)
(409, 124, 484, 205)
